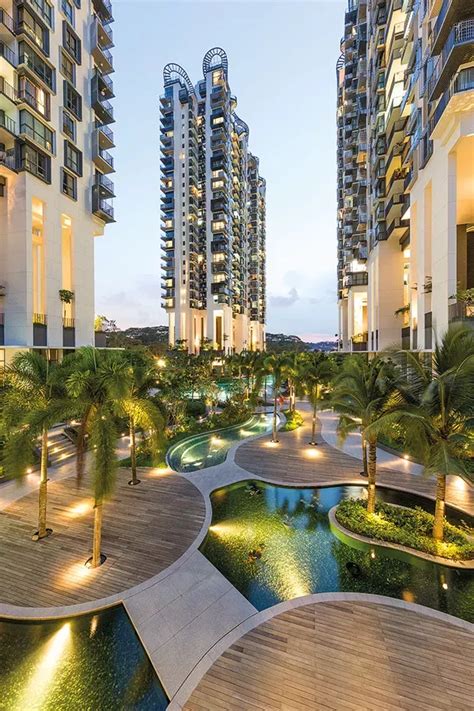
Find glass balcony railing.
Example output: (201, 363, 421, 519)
(0, 41, 16, 67)
(428, 18, 474, 99)
(429, 66, 474, 133)
(0, 110, 16, 135)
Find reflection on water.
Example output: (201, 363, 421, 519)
(201, 482, 474, 621)
(0, 606, 168, 710)
(168, 414, 273, 473)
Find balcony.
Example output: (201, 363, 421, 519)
(92, 0, 114, 24)
(95, 69, 114, 99)
(0, 146, 16, 171)
(91, 17, 114, 75)
(0, 41, 16, 69)
(91, 74, 114, 124)
(429, 66, 474, 135)
(0, 76, 17, 108)
(344, 271, 368, 287)
(95, 172, 115, 198)
(92, 133, 114, 174)
(92, 186, 115, 223)
(448, 301, 474, 326)
(0, 109, 16, 140)
(386, 216, 409, 241)
(63, 319, 75, 348)
(428, 18, 474, 100)
(96, 123, 115, 150)
(431, 0, 474, 55)
(0, 9, 14, 39)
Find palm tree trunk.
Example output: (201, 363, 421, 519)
(35, 426, 49, 540)
(272, 393, 279, 443)
(76, 418, 87, 485)
(91, 499, 103, 568)
(433, 473, 446, 542)
(361, 434, 368, 477)
(310, 403, 317, 445)
(129, 420, 140, 486)
(367, 440, 377, 514)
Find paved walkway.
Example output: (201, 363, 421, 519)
(235, 405, 474, 516)
(183, 599, 474, 711)
(0, 467, 205, 607)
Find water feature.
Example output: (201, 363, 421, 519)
(0, 605, 168, 710)
(201, 482, 474, 621)
(167, 413, 274, 473)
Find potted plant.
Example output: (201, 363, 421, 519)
(59, 289, 74, 325)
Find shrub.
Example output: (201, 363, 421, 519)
(336, 498, 474, 561)
(281, 409, 304, 431)
(185, 398, 206, 418)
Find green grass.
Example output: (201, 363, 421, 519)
(281, 409, 304, 431)
(336, 499, 474, 561)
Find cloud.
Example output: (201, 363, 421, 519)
(269, 287, 300, 308)
(96, 273, 164, 329)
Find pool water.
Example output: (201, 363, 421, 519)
(167, 414, 274, 473)
(0, 605, 168, 710)
(201, 482, 474, 621)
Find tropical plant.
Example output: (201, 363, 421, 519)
(332, 356, 396, 513)
(297, 352, 334, 445)
(66, 347, 128, 567)
(117, 350, 164, 486)
(281, 351, 301, 412)
(2, 352, 71, 540)
(367, 326, 474, 541)
(263, 353, 286, 443)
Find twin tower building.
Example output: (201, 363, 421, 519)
(0, 12, 265, 370)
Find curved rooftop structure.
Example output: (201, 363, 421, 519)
(163, 62, 194, 94)
(202, 47, 228, 76)
(234, 114, 249, 137)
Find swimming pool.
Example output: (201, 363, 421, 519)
(0, 605, 168, 710)
(167, 413, 274, 473)
(201, 482, 474, 621)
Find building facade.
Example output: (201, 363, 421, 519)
(337, 0, 474, 352)
(0, 0, 115, 367)
(160, 47, 266, 354)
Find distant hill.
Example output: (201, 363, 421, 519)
(106, 326, 336, 353)
(266, 333, 337, 353)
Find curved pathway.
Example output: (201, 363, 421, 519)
(236, 405, 474, 516)
(0, 467, 205, 607)
(183, 598, 474, 711)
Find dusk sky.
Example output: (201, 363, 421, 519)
(95, 0, 346, 341)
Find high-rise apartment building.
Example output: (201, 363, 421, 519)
(337, 0, 474, 352)
(160, 47, 266, 354)
(0, 0, 115, 367)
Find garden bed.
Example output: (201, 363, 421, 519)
(335, 499, 474, 562)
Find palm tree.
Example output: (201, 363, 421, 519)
(263, 353, 286, 443)
(118, 350, 164, 486)
(297, 352, 334, 446)
(282, 352, 301, 412)
(367, 327, 474, 541)
(2, 352, 71, 540)
(332, 356, 396, 513)
(66, 347, 127, 567)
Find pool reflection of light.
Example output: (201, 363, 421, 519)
(15, 623, 71, 710)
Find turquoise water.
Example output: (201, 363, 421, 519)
(167, 414, 274, 473)
(201, 482, 474, 621)
(0, 605, 168, 710)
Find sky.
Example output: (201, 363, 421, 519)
(95, 0, 346, 341)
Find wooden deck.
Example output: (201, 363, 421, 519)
(0, 468, 205, 607)
(184, 600, 474, 710)
(236, 410, 474, 516)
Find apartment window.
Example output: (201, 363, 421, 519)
(19, 109, 54, 153)
(60, 48, 75, 84)
(17, 7, 50, 56)
(18, 42, 55, 91)
(18, 76, 50, 120)
(19, 142, 50, 182)
(64, 140, 82, 176)
(28, 0, 53, 27)
(61, 109, 76, 140)
(62, 21, 81, 64)
(61, 0, 74, 24)
(61, 168, 77, 199)
(212, 116, 224, 127)
(63, 81, 82, 120)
